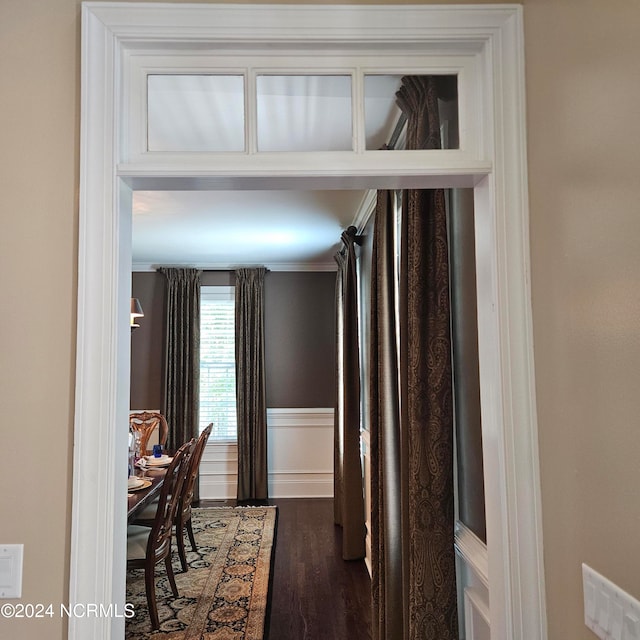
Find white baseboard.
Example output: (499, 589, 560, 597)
(268, 472, 333, 498)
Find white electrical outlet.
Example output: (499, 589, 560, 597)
(583, 564, 640, 640)
(0, 545, 23, 599)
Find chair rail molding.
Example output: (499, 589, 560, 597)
(74, 4, 546, 639)
(455, 521, 490, 590)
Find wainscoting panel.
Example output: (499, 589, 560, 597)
(199, 408, 334, 500)
(199, 441, 238, 500)
(464, 587, 491, 640)
(267, 408, 334, 498)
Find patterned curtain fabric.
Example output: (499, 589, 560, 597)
(235, 267, 268, 502)
(334, 228, 366, 560)
(370, 76, 458, 640)
(399, 74, 458, 640)
(160, 268, 201, 459)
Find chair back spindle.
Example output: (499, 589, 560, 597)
(174, 423, 213, 571)
(148, 439, 195, 562)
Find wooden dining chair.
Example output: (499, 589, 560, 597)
(175, 423, 213, 571)
(126, 438, 195, 630)
(129, 411, 169, 456)
(132, 424, 213, 572)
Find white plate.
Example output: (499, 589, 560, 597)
(127, 477, 144, 489)
(128, 479, 152, 492)
(146, 456, 173, 467)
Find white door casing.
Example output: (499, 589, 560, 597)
(73, 4, 546, 639)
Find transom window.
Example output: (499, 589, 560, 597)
(141, 71, 462, 156)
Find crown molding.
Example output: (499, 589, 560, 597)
(131, 261, 337, 273)
(351, 189, 377, 234)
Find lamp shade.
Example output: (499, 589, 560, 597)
(130, 298, 144, 329)
(131, 298, 144, 318)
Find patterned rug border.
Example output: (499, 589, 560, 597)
(126, 505, 278, 640)
(193, 506, 277, 640)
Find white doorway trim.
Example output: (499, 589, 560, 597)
(73, 4, 546, 639)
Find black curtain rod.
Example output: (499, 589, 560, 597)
(387, 112, 407, 150)
(344, 225, 364, 246)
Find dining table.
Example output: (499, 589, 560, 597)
(127, 467, 167, 522)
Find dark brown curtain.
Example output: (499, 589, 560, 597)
(160, 267, 201, 456)
(235, 267, 268, 502)
(334, 228, 366, 560)
(370, 75, 458, 640)
(370, 189, 404, 638)
(399, 74, 458, 640)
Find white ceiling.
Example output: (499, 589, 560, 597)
(133, 74, 405, 271)
(132, 189, 369, 271)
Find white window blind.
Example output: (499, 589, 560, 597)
(200, 286, 237, 440)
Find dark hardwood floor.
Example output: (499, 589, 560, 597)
(200, 497, 372, 640)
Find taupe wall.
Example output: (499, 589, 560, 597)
(131, 271, 335, 411)
(264, 271, 335, 407)
(3, 1, 640, 638)
(130, 272, 168, 410)
(526, 3, 640, 636)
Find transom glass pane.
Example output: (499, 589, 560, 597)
(364, 75, 404, 150)
(147, 75, 245, 152)
(364, 74, 459, 150)
(256, 75, 353, 151)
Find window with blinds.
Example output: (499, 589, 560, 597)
(199, 286, 237, 440)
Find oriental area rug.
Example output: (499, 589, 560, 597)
(125, 506, 277, 640)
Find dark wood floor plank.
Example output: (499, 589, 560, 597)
(200, 497, 372, 640)
(267, 498, 372, 640)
